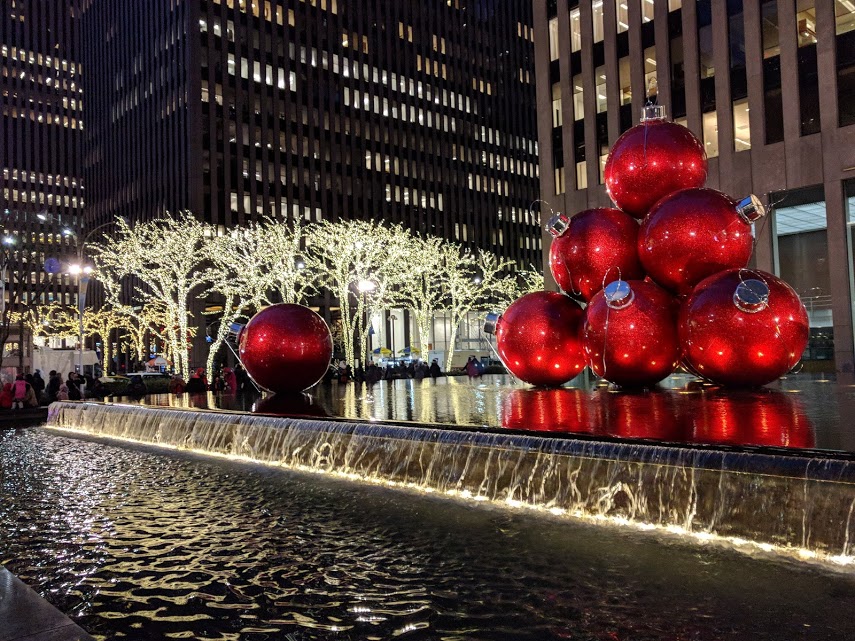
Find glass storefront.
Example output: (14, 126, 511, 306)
(772, 186, 834, 365)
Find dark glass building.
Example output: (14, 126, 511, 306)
(81, 0, 542, 268)
(535, 0, 855, 373)
(1, 0, 83, 372)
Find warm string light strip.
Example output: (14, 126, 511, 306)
(44, 424, 855, 572)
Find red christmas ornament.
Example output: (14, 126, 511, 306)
(547, 208, 644, 301)
(604, 105, 708, 219)
(501, 388, 599, 433)
(679, 269, 809, 387)
(687, 390, 815, 449)
(490, 291, 586, 387)
(584, 279, 681, 387)
(639, 188, 765, 296)
(239, 303, 333, 393)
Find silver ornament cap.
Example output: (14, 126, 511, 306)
(604, 280, 635, 310)
(546, 212, 571, 238)
(641, 104, 667, 122)
(483, 312, 500, 335)
(736, 194, 766, 223)
(733, 278, 770, 313)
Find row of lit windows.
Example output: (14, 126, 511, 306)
(384, 184, 445, 211)
(517, 22, 534, 43)
(2, 168, 81, 190)
(0, 66, 81, 94)
(341, 31, 369, 54)
(467, 173, 510, 197)
(4, 189, 83, 210)
(225, 53, 297, 91)
(470, 77, 493, 95)
(416, 54, 448, 80)
(518, 68, 533, 84)
(0, 44, 79, 75)
(211, 0, 338, 19)
(343, 86, 457, 133)
(1, 106, 82, 130)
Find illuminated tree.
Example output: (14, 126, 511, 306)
(441, 246, 515, 372)
(388, 234, 445, 354)
(305, 220, 410, 367)
(91, 213, 213, 378)
(82, 305, 133, 375)
(516, 266, 545, 297)
(23, 302, 77, 344)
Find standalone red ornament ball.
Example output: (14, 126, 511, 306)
(584, 280, 681, 387)
(548, 208, 644, 301)
(604, 106, 708, 219)
(494, 291, 586, 387)
(239, 303, 333, 393)
(679, 269, 809, 387)
(639, 188, 764, 296)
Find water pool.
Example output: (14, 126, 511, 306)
(1, 428, 853, 640)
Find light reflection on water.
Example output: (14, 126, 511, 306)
(120, 372, 855, 454)
(2, 428, 855, 640)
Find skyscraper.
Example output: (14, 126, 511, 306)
(534, 0, 855, 373)
(81, 0, 542, 269)
(1, 0, 84, 372)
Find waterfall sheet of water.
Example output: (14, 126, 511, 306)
(46, 401, 855, 565)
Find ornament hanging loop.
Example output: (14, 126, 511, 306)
(736, 194, 766, 223)
(733, 269, 770, 313)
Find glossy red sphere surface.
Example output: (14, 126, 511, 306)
(679, 269, 809, 387)
(604, 119, 707, 219)
(495, 291, 586, 387)
(594, 389, 688, 442)
(549, 208, 644, 301)
(639, 188, 754, 296)
(239, 304, 333, 393)
(584, 280, 681, 387)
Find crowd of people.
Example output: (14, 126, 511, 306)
(326, 358, 445, 384)
(0, 370, 110, 409)
(162, 364, 251, 396)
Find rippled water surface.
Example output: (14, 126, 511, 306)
(2, 428, 854, 640)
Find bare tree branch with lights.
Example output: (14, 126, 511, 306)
(441, 246, 516, 372)
(91, 212, 213, 378)
(305, 220, 409, 367)
(201, 219, 310, 376)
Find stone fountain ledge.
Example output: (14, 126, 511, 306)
(45, 401, 855, 568)
(0, 566, 94, 641)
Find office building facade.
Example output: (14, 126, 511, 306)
(1, 0, 84, 372)
(534, 0, 855, 373)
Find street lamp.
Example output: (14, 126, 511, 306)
(390, 314, 398, 363)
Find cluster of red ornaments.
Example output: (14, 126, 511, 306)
(494, 106, 809, 389)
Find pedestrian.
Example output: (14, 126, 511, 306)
(234, 364, 249, 392)
(12, 374, 29, 409)
(168, 374, 186, 395)
(186, 369, 208, 394)
(211, 374, 226, 393)
(23, 382, 38, 408)
(66, 372, 81, 400)
(0, 383, 13, 409)
(414, 360, 425, 380)
(31, 370, 45, 398)
(45, 371, 61, 402)
(466, 357, 481, 378)
(126, 375, 148, 396)
(223, 367, 237, 393)
(429, 359, 442, 379)
(57, 384, 69, 401)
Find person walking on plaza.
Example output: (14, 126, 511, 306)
(429, 359, 442, 379)
(31, 370, 45, 399)
(57, 384, 69, 401)
(223, 367, 238, 394)
(186, 368, 208, 394)
(45, 371, 61, 402)
(12, 374, 29, 409)
(66, 372, 81, 400)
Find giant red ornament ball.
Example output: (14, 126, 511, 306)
(548, 208, 644, 301)
(679, 269, 809, 387)
(584, 280, 681, 387)
(239, 303, 333, 393)
(639, 188, 764, 296)
(494, 291, 586, 387)
(604, 106, 708, 219)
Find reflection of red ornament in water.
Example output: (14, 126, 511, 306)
(679, 269, 809, 387)
(239, 303, 333, 393)
(688, 390, 815, 449)
(253, 392, 330, 418)
(502, 388, 598, 433)
(639, 188, 764, 296)
(583, 280, 680, 387)
(604, 107, 708, 219)
(593, 389, 687, 442)
(495, 292, 586, 387)
(548, 208, 644, 301)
